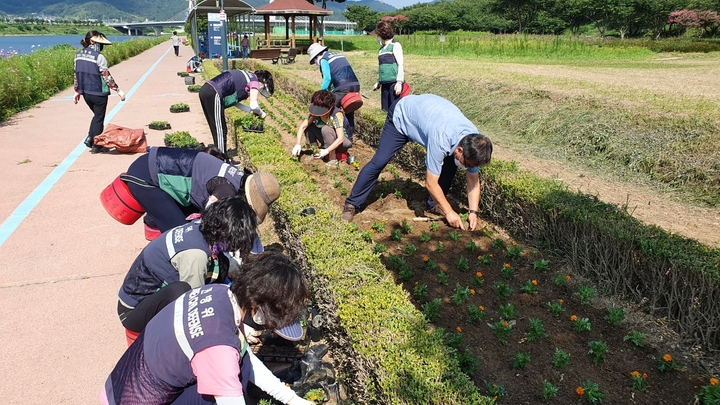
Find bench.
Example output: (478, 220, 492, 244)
(249, 48, 282, 63)
(280, 48, 299, 64)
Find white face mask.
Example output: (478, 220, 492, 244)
(454, 158, 466, 170)
(377, 37, 383, 45)
(252, 308, 265, 325)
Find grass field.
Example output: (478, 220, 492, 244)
(285, 34, 720, 207)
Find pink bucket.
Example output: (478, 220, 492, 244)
(100, 174, 144, 225)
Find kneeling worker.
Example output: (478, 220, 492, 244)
(291, 90, 353, 166)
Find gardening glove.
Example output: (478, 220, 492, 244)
(288, 396, 315, 405)
(314, 149, 329, 159)
(117, 89, 126, 101)
(394, 81, 403, 95)
(73, 92, 80, 104)
(372, 82, 380, 91)
(292, 144, 302, 157)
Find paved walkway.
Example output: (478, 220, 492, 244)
(0, 41, 214, 404)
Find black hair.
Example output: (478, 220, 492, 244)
(254, 70, 274, 96)
(199, 195, 258, 262)
(201, 144, 229, 162)
(459, 134, 493, 167)
(173, 31, 177, 35)
(229, 252, 309, 330)
(81, 30, 103, 48)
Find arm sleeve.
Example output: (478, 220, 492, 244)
(319, 59, 332, 90)
(207, 177, 239, 200)
(191, 345, 243, 397)
(97, 54, 119, 91)
(171, 249, 209, 288)
(246, 350, 298, 403)
(393, 42, 405, 83)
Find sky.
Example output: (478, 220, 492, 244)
(372, 0, 434, 9)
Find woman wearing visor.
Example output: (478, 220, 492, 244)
(291, 90, 352, 166)
(199, 69, 274, 154)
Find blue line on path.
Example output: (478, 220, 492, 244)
(0, 47, 171, 248)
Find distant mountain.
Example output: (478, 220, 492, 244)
(0, 0, 395, 21)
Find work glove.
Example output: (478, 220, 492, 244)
(117, 90, 126, 101)
(314, 149, 329, 159)
(394, 81, 403, 95)
(292, 144, 302, 157)
(372, 82, 380, 91)
(288, 396, 315, 405)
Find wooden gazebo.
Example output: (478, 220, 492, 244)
(254, 0, 333, 52)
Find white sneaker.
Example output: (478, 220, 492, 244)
(325, 160, 339, 167)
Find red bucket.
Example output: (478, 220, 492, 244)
(100, 174, 144, 225)
(400, 82, 411, 98)
(340, 92, 363, 114)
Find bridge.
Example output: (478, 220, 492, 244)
(106, 21, 186, 36)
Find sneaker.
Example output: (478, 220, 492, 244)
(425, 205, 444, 217)
(325, 160, 339, 168)
(90, 145, 111, 154)
(341, 204, 356, 221)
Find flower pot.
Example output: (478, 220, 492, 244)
(149, 123, 171, 130)
(184, 76, 195, 85)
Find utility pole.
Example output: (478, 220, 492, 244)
(220, 0, 228, 71)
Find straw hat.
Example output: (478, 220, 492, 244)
(90, 34, 112, 45)
(244, 172, 280, 224)
(307, 43, 327, 65)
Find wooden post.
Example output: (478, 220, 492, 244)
(264, 15, 270, 48)
(291, 16, 296, 49)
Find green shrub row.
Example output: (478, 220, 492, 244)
(0, 36, 167, 122)
(205, 60, 492, 405)
(237, 59, 720, 354)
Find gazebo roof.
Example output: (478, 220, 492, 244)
(255, 0, 333, 16)
(187, 0, 254, 21)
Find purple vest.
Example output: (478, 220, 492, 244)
(105, 285, 247, 405)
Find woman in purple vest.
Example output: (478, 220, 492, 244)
(103, 252, 315, 405)
(73, 31, 126, 154)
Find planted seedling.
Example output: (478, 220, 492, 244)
(419, 231, 431, 243)
(390, 229, 403, 241)
(400, 219, 413, 234)
(498, 303, 519, 320)
(429, 221, 440, 232)
(511, 352, 531, 369)
(525, 318, 548, 341)
(422, 298, 441, 322)
(448, 231, 461, 241)
(605, 307, 625, 326)
(404, 243, 417, 256)
(436, 241, 445, 253)
(623, 330, 647, 347)
(451, 284, 471, 305)
(468, 305, 485, 323)
(533, 259, 550, 271)
(455, 256, 470, 271)
(553, 348, 570, 369)
(494, 281, 514, 299)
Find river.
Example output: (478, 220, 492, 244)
(0, 34, 141, 57)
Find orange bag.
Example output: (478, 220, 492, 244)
(94, 124, 148, 153)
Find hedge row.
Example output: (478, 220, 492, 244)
(234, 59, 720, 356)
(205, 60, 492, 404)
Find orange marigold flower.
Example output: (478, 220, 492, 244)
(558, 299, 564, 304)
(512, 241, 517, 246)
(565, 275, 571, 280)
(630, 371, 640, 378)
(470, 289, 476, 295)
(710, 378, 719, 386)
(642, 373, 648, 379)
(532, 279, 538, 286)
(456, 326, 462, 332)
(570, 315, 578, 322)
(476, 271, 483, 278)
(369, 229, 375, 234)
(663, 354, 672, 362)
(423, 256, 429, 262)
(479, 306, 485, 311)
(504, 263, 511, 268)
(501, 321, 509, 328)
(576, 387, 584, 396)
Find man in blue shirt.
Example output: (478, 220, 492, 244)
(342, 94, 493, 231)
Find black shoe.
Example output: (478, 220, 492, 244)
(90, 145, 110, 154)
(84, 135, 94, 148)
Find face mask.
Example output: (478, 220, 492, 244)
(454, 158, 466, 170)
(252, 308, 265, 325)
(377, 37, 383, 45)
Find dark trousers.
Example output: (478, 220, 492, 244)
(380, 82, 401, 112)
(83, 93, 108, 144)
(118, 281, 191, 332)
(199, 84, 228, 153)
(173, 45, 180, 56)
(126, 153, 199, 232)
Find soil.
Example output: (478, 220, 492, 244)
(255, 94, 710, 404)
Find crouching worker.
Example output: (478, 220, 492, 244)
(199, 69, 274, 154)
(117, 196, 258, 345)
(291, 90, 352, 167)
(123, 146, 280, 241)
(187, 51, 205, 73)
(103, 252, 316, 405)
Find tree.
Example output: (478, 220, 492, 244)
(306, 0, 347, 9)
(343, 4, 380, 33)
(493, 0, 544, 33)
(381, 15, 409, 35)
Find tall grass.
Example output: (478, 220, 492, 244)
(0, 36, 166, 122)
(326, 33, 654, 61)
